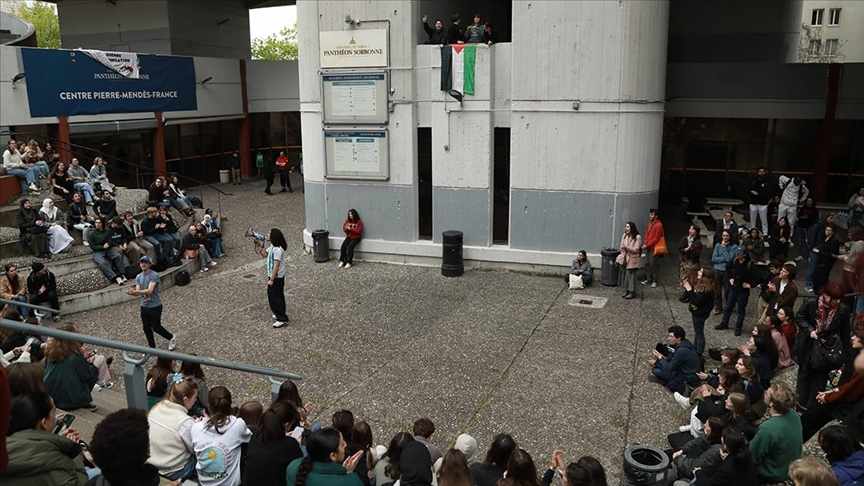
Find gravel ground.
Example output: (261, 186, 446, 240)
(64, 180, 821, 481)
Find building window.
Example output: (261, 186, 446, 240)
(811, 8, 824, 25)
(825, 38, 839, 56)
(829, 8, 841, 25)
(809, 39, 821, 55)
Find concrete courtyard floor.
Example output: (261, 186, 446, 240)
(70, 180, 768, 482)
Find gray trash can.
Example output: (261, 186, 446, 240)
(312, 230, 329, 262)
(441, 230, 464, 277)
(601, 248, 620, 287)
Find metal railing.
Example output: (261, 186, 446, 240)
(0, 300, 301, 410)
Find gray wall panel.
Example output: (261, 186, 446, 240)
(432, 188, 490, 246)
(309, 182, 418, 242)
(303, 182, 326, 232)
(509, 190, 658, 252)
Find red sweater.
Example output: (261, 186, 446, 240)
(825, 371, 864, 405)
(343, 219, 363, 239)
(644, 219, 665, 249)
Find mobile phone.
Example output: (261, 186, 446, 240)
(53, 414, 75, 434)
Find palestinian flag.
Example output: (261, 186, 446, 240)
(440, 44, 476, 95)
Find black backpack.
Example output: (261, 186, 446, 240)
(174, 270, 191, 286)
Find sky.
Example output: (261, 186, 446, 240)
(250, 5, 297, 41)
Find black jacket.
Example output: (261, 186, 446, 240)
(95, 199, 117, 220)
(16, 207, 43, 237)
(749, 176, 772, 205)
(686, 288, 715, 318)
(444, 22, 463, 44)
(813, 236, 841, 269)
(726, 257, 753, 290)
(67, 202, 88, 226)
(27, 271, 57, 297)
(242, 435, 303, 486)
(422, 21, 446, 44)
(470, 463, 504, 486)
(140, 217, 160, 237)
(694, 451, 758, 486)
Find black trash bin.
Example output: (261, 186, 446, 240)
(600, 248, 620, 287)
(622, 444, 671, 486)
(441, 230, 464, 277)
(312, 229, 329, 263)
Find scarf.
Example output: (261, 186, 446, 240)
(40, 199, 57, 220)
(815, 294, 838, 333)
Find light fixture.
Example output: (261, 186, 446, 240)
(11, 72, 25, 83)
(447, 89, 463, 106)
(199, 76, 214, 85)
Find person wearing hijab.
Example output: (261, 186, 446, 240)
(16, 199, 49, 258)
(38, 199, 74, 255)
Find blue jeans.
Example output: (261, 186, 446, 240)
(73, 182, 95, 203)
(170, 196, 191, 211)
(7, 295, 30, 319)
(208, 236, 224, 257)
(164, 458, 197, 481)
(6, 167, 38, 192)
(92, 248, 129, 280)
(145, 234, 176, 263)
(30, 161, 49, 178)
(805, 253, 817, 289)
(691, 313, 707, 355)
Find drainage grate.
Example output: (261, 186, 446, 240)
(567, 294, 608, 309)
(242, 273, 257, 280)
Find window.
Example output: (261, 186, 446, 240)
(811, 8, 824, 25)
(809, 39, 821, 56)
(829, 8, 841, 25)
(825, 38, 839, 56)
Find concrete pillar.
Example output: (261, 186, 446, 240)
(239, 59, 252, 178)
(813, 63, 842, 202)
(508, 0, 669, 252)
(153, 112, 167, 176)
(57, 116, 71, 163)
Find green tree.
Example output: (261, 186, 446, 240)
(16, 1, 60, 48)
(251, 26, 298, 61)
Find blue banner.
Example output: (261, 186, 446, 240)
(21, 48, 197, 117)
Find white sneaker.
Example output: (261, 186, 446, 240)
(28, 183, 39, 192)
(168, 336, 177, 351)
(115, 277, 124, 285)
(272, 320, 287, 328)
(338, 262, 345, 268)
(651, 282, 657, 288)
(200, 267, 209, 273)
(344, 263, 352, 269)
(208, 261, 217, 267)
(271, 314, 277, 320)
(673, 392, 691, 410)
(679, 424, 691, 433)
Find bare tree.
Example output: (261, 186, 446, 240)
(796, 24, 846, 63)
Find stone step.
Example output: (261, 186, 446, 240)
(59, 257, 201, 315)
(56, 387, 128, 443)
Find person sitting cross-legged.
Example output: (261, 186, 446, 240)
(649, 325, 700, 394)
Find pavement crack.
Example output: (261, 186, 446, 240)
(461, 284, 567, 431)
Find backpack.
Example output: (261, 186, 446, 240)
(174, 270, 191, 286)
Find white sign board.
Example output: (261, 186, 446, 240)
(324, 129, 389, 180)
(322, 71, 388, 124)
(320, 29, 388, 68)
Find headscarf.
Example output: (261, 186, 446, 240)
(40, 198, 57, 220)
(815, 292, 839, 333)
(399, 441, 433, 486)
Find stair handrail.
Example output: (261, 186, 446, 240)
(0, 315, 302, 410)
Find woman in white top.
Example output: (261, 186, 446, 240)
(148, 374, 198, 482)
(38, 199, 74, 254)
(189, 385, 252, 486)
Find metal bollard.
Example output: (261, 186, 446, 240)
(123, 352, 150, 411)
(270, 376, 283, 404)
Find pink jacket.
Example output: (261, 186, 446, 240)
(619, 234, 642, 270)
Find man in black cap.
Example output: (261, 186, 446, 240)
(444, 13, 464, 45)
(127, 256, 176, 350)
(26, 261, 59, 320)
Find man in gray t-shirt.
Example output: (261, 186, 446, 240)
(128, 256, 175, 349)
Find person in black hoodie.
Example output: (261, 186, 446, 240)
(693, 427, 758, 486)
(716, 252, 753, 336)
(87, 408, 161, 486)
(748, 167, 772, 236)
(16, 198, 49, 258)
(444, 13, 464, 45)
(141, 207, 172, 265)
(26, 261, 58, 319)
(243, 400, 303, 486)
(400, 440, 434, 486)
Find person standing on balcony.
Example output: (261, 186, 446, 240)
(128, 256, 177, 351)
(444, 13, 464, 45)
(421, 16, 446, 45)
(749, 167, 772, 236)
(465, 14, 485, 43)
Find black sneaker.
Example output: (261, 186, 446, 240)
(714, 323, 729, 330)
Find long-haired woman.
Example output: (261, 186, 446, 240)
(43, 324, 108, 410)
(258, 228, 290, 327)
(617, 222, 642, 299)
(286, 427, 365, 486)
(438, 449, 473, 486)
(243, 400, 303, 485)
(148, 376, 198, 481)
(188, 386, 252, 485)
(374, 431, 415, 486)
(682, 267, 715, 356)
(339, 209, 364, 269)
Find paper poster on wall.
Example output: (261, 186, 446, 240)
(319, 29, 388, 68)
(325, 129, 389, 180)
(322, 72, 388, 124)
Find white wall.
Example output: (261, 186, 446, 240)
(0, 46, 244, 127)
(795, 0, 864, 63)
(247, 60, 300, 113)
